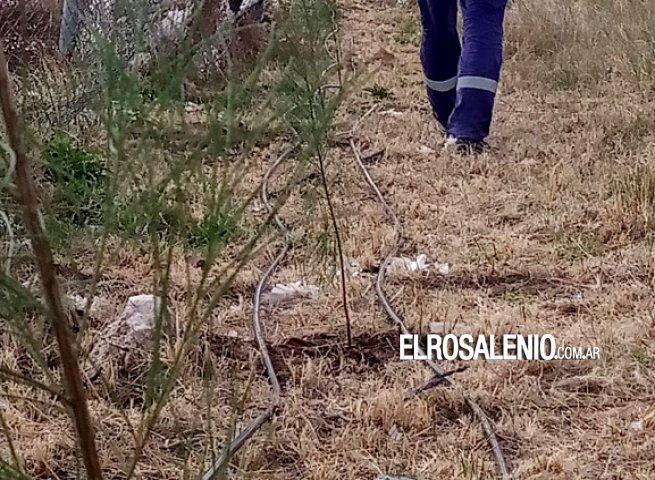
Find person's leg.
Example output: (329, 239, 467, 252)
(446, 0, 508, 143)
(417, 0, 460, 130)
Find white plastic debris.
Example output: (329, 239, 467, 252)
(21, 276, 40, 293)
(629, 420, 643, 432)
(385, 254, 449, 276)
(85, 295, 163, 378)
(336, 256, 364, 278)
(65, 294, 109, 318)
(380, 109, 404, 117)
(417, 145, 435, 155)
(387, 254, 429, 274)
(154, 7, 193, 43)
(185, 102, 202, 113)
(436, 262, 450, 275)
(387, 424, 402, 441)
(260, 281, 320, 306)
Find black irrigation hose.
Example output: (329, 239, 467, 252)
(201, 108, 511, 479)
(348, 135, 512, 480)
(200, 145, 294, 480)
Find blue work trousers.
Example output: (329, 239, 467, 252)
(418, 0, 508, 142)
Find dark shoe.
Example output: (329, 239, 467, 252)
(443, 135, 488, 155)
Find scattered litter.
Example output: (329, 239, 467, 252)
(387, 254, 430, 274)
(417, 145, 435, 155)
(260, 281, 320, 306)
(85, 294, 163, 379)
(380, 109, 404, 117)
(65, 294, 109, 318)
(630, 410, 655, 432)
(185, 102, 202, 113)
(227, 330, 239, 338)
(629, 420, 643, 432)
(336, 256, 364, 278)
(21, 276, 40, 293)
(251, 200, 266, 213)
(436, 262, 450, 275)
(387, 424, 402, 441)
(385, 254, 450, 276)
(154, 7, 193, 44)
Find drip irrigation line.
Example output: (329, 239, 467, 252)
(200, 144, 295, 480)
(201, 103, 511, 479)
(349, 136, 512, 480)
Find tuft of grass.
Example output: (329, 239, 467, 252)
(365, 85, 394, 101)
(188, 208, 239, 249)
(607, 157, 655, 240)
(556, 232, 606, 260)
(42, 132, 107, 228)
(395, 16, 420, 46)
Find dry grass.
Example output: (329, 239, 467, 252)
(0, 0, 62, 69)
(3, 0, 655, 479)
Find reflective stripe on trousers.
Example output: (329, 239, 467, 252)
(418, 0, 508, 142)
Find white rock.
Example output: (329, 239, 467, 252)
(386, 254, 429, 275)
(84, 294, 163, 379)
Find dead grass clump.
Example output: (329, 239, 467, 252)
(0, 0, 62, 70)
(505, 0, 655, 89)
(603, 150, 655, 241)
(359, 389, 431, 432)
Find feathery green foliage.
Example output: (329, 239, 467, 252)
(1, 0, 354, 477)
